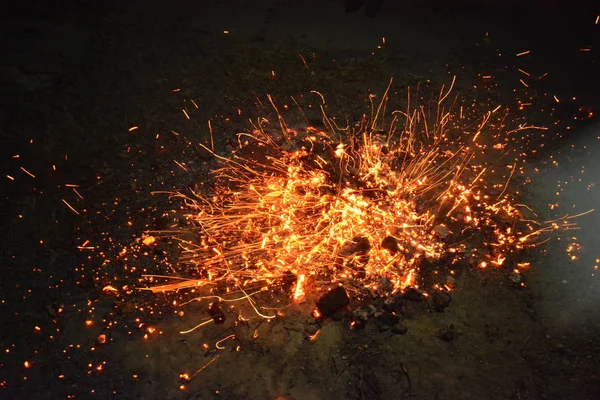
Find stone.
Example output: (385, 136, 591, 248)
(434, 224, 451, 239)
(431, 292, 451, 313)
(391, 325, 408, 335)
(316, 286, 350, 319)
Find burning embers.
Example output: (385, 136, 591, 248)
(140, 82, 578, 322)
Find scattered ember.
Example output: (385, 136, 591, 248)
(129, 80, 582, 318)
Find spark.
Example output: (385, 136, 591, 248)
(293, 274, 306, 302)
(189, 354, 220, 380)
(117, 82, 582, 327)
(179, 318, 214, 335)
(298, 54, 309, 69)
(174, 160, 188, 172)
(208, 119, 215, 152)
(72, 188, 84, 199)
(496, 162, 517, 200)
(215, 334, 236, 349)
(309, 329, 321, 341)
(20, 167, 36, 178)
(517, 69, 530, 76)
(62, 199, 80, 215)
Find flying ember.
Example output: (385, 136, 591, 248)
(139, 81, 577, 317)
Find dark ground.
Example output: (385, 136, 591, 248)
(1, 1, 600, 399)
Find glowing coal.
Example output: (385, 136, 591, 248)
(139, 81, 581, 319)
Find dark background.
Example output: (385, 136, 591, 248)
(1, 1, 599, 399)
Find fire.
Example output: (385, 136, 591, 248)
(138, 80, 579, 319)
(293, 274, 306, 302)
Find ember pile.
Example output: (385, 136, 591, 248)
(140, 82, 575, 318)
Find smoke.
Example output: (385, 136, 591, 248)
(530, 122, 600, 336)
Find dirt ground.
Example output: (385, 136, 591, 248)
(1, 1, 600, 399)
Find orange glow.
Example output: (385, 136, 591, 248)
(293, 274, 306, 302)
(125, 81, 579, 326)
(180, 354, 220, 383)
(142, 236, 156, 246)
(309, 329, 321, 341)
(102, 285, 118, 294)
(61, 199, 80, 215)
(491, 255, 506, 267)
(215, 334, 236, 349)
(179, 373, 190, 382)
(19, 166, 36, 178)
(401, 269, 416, 289)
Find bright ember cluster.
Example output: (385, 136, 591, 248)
(141, 83, 575, 308)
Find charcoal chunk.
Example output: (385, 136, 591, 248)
(377, 310, 400, 327)
(351, 316, 366, 330)
(402, 287, 426, 302)
(431, 292, 451, 313)
(381, 235, 399, 254)
(316, 286, 350, 318)
(208, 302, 226, 324)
